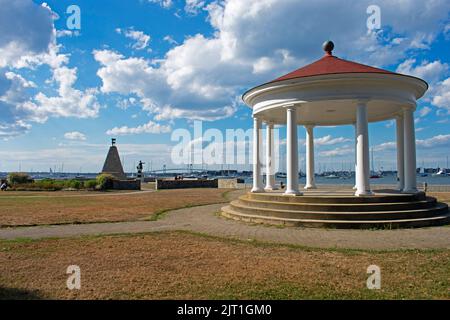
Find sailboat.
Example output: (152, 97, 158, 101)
(420, 162, 428, 177)
(370, 147, 382, 179)
(432, 169, 448, 177)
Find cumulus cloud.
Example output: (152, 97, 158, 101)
(106, 120, 172, 136)
(93, 0, 450, 124)
(432, 78, 450, 112)
(148, 0, 173, 9)
(319, 146, 353, 157)
(396, 59, 448, 84)
(372, 134, 450, 152)
(417, 134, 450, 148)
(28, 66, 101, 121)
(418, 106, 432, 118)
(163, 35, 178, 45)
(185, 0, 206, 15)
(116, 28, 151, 51)
(314, 135, 351, 146)
(0, 0, 102, 138)
(0, 0, 54, 68)
(64, 131, 87, 141)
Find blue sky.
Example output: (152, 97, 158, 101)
(0, 0, 449, 173)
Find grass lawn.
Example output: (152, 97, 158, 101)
(0, 231, 448, 300)
(0, 188, 230, 227)
(428, 192, 450, 204)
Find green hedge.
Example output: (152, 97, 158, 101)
(7, 172, 33, 185)
(6, 175, 117, 191)
(96, 174, 115, 190)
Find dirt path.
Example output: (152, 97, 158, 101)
(0, 190, 449, 250)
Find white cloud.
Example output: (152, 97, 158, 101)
(314, 135, 351, 146)
(163, 35, 178, 45)
(27, 66, 101, 121)
(372, 134, 450, 151)
(0, 0, 102, 138)
(93, 0, 450, 124)
(396, 59, 448, 83)
(185, 0, 206, 15)
(319, 146, 353, 157)
(148, 0, 173, 9)
(432, 78, 450, 112)
(417, 134, 450, 148)
(0, 0, 54, 68)
(116, 28, 151, 51)
(64, 131, 87, 141)
(373, 141, 397, 152)
(106, 120, 172, 136)
(0, 142, 173, 172)
(418, 106, 432, 118)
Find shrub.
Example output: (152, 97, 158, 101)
(96, 174, 115, 190)
(66, 179, 82, 190)
(84, 180, 97, 189)
(34, 179, 64, 191)
(7, 172, 33, 185)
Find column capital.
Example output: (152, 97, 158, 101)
(395, 112, 404, 120)
(304, 124, 315, 130)
(356, 98, 370, 105)
(284, 104, 297, 110)
(402, 105, 415, 112)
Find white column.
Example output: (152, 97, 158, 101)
(251, 116, 264, 193)
(304, 125, 316, 189)
(355, 101, 372, 196)
(285, 105, 302, 196)
(264, 122, 277, 191)
(403, 106, 417, 193)
(353, 123, 357, 190)
(396, 115, 405, 191)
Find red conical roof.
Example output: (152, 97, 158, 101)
(272, 54, 394, 83)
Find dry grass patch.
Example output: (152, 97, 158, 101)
(429, 192, 450, 204)
(0, 231, 448, 300)
(0, 189, 229, 227)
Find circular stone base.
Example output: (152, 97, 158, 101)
(221, 189, 450, 229)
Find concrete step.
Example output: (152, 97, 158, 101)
(247, 192, 427, 204)
(221, 205, 450, 229)
(238, 195, 437, 212)
(229, 200, 449, 221)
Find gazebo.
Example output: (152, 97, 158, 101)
(222, 41, 449, 228)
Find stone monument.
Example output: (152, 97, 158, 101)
(101, 138, 126, 179)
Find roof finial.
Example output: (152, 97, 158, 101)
(322, 40, 334, 56)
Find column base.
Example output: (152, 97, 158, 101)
(402, 188, 418, 194)
(251, 187, 265, 193)
(355, 190, 374, 196)
(284, 190, 303, 196)
(352, 185, 357, 190)
(304, 184, 317, 190)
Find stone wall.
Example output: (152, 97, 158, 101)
(218, 178, 244, 189)
(156, 179, 218, 190)
(112, 179, 141, 190)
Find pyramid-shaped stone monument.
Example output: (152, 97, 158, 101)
(101, 138, 126, 179)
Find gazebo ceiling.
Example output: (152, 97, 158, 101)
(243, 41, 429, 126)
